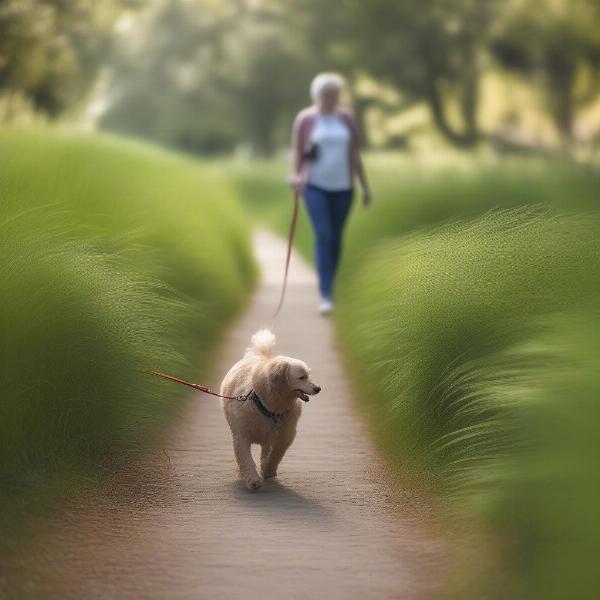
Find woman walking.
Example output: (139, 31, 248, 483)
(290, 73, 371, 315)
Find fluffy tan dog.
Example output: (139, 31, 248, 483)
(220, 329, 321, 491)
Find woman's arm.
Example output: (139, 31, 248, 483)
(347, 112, 372, 206)
(355, 150, 371, 206)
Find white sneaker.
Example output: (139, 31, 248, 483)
(319, 298, 334, 315)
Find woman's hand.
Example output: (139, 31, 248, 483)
(288, 173, 303, 194)
(362, 186, 372, 207)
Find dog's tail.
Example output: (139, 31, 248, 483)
(249, 328, 276, 357)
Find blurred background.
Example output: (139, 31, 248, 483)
(2, 0, 600, 156)
(2, 2, 600, 599)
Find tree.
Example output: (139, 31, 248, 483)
(102, 0, 316, 154)
(0, 0, 124, 117)
(290, 0, 501, 147)
(348, 0, 503, 147)
(493, 0, 600, 141)
(221, 5, 315, 153)
(100, 0, 242, 152)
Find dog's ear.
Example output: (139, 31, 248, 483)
(251, 363, 268, 400)
(269, 358, 290, 391)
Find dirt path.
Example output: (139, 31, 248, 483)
(2, 231, 449, 600)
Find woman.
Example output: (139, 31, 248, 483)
(290, 72, 371, 315)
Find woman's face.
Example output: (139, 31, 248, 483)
(318, 86, 340, 113)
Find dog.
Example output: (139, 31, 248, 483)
(220, 329, 321, 491)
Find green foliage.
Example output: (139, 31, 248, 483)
(102, 0, 314, 154)
(3, 1, 600, 149)
(0, 0, 123, 116)
(332, 161, 600, 598)
(337, 211, 600, 471)
(474, 321, 600, 600)
(0, 128, 255, 485)
(224, 17, 313, 154)
(101, 0, 240, 153)
(493, 0, 600, 138)
(312, 0, 500, 145)
(227, 152, 600, 258)
(342, 154, 600, 266)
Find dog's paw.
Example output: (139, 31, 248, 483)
(262, 470, 277, 479)
(244, 476, 263, 492)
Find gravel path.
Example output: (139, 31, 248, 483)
(2, 230, 449, 600)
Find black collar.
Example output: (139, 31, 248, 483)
(249, 391, 287, 424)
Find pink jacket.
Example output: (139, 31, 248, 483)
(291, 105, 363, 191)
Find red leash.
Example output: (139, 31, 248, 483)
(272, 190, 300, 317)
(145, 370, 250, 402)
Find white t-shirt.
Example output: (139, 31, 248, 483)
(307, 114, 352, 191)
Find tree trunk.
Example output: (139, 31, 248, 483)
(546, 50, 576, 141)
(425, 77, 480, 147)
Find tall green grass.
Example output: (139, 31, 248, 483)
(337, 210, 600, 479)
(332, 165, 600, 598)
(230, 152, 600, 597)
(483, 322, 600, 600)
(0, 128, 256, 488)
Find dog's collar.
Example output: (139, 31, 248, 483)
(249, 391, 287, 425)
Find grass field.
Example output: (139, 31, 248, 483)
(4, 135, 600, 596)
(229, 152, 600, 259)
(1, 128, 256, 493)
(232, 152, 600, 599)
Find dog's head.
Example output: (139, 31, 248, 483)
(254, 356, 321, 402)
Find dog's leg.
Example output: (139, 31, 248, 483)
(233, 436, 262, 491)
(261, 431, 295, 479)
(260, 443, 273, 478)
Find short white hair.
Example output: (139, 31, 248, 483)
(310, 72, 344, 102)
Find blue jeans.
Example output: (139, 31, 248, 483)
(303, 184, 354, 299)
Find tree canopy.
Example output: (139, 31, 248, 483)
(1, 0, 599, 153)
